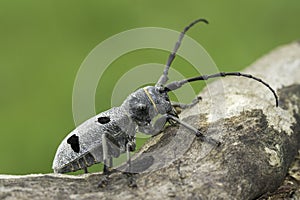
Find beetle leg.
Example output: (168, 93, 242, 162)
(138, 115, 168, 136)
(172, 96, 202, 114)
(102, 133, 109, 175)
(83, 167, 88, 173)
(167, 114, 220, 146)
(125, 142, 137, 188)
(108, 157, 113, 169)
(98, 134, 110, 188)
(126, 143, 132, 173)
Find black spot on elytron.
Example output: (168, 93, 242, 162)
(67, 134, 80, 153)
(97, 116, 110, 124)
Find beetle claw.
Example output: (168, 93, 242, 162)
(125, 172, 137, 188)
(98, 175, 109, 188)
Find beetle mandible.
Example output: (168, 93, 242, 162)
(52, 18, 278, 184)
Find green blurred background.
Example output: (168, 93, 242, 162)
(0, 0, 299, 174)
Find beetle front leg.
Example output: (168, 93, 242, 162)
(138, 114, 168, 136)
(125, 142, 137, 188)
(167, 114, 221, 147)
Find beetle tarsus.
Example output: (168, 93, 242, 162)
(83, 167, 88, 173)
(126, 172, 137, 188)
(98, 174, 109, 188)
(196, 129, 221, 147)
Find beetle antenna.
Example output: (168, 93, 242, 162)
(164, 72, 279, 107)
(156, 18, 209, 86)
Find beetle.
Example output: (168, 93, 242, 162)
(52, 18, 278, 185)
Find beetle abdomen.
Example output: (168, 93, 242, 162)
(54, 152, 97, 173)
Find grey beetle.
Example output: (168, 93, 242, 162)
(52, 19, 278, 184)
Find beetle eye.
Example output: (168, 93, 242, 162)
(97, 116, 110, 124)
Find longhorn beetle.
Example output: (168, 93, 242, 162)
(52, 19, 278, 186)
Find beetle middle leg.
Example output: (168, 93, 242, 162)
(124, 141, 137, 187)
(98, 133, 112, 188)
(98, 134, 137, 188)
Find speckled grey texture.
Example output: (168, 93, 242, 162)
(52, 106, 136, 173)
(52, 85, 173, 173)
